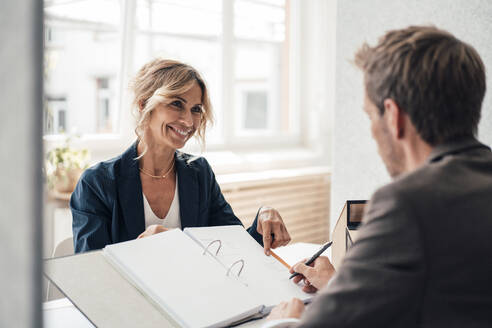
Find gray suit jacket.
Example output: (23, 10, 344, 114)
(299, 138, 492, 328)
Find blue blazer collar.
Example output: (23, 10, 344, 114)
(117, 141, 145, 239)
(117, 141, 200, 238)
(175, 153, 200, 228)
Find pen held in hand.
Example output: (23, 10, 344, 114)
(289, 241, 333, 280)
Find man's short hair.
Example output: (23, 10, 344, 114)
(355, 26, 486, 145)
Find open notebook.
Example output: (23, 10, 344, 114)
(103, 226, 312, 328)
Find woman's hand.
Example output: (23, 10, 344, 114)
(256, 206, 291, 255)
(290, 256, 335, 293)
(137, 224, 169, 239)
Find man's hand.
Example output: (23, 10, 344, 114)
(137, 224, 169, 239)
(290, 256, 335, 293)
(267, 298, 305, 321)
(256, 206, 291, 255)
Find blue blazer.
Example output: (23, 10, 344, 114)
(71, 142, 263, 253)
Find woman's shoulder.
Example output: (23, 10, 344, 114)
(79, 156, 121, 188)
(175, 151, 214, 178)
(176, 151, 209, 167)
(81, 142, 138, 184)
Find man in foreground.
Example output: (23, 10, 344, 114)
(265, 25, 492, 327)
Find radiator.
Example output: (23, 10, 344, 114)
(218, 167, 331, 244)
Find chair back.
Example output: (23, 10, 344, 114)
(46, 237, 74, 301)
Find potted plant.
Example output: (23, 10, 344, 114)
(46, 137, 90, 193)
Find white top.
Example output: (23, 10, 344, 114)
(143, 174, 181, 229)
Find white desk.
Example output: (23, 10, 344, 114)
(44, 298, 95, 328)
(44, 297, 266, 328)
(43, 243, 324, 328)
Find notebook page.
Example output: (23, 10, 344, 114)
(184, 226, 313, 310)
(273, 243, 329, 266)
(103, 229, 263, 328)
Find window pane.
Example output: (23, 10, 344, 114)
(235, 43, 274, 81)
(43, 0, 121, 135)
(244, 91, 268, 129)
(58, 110, 67, 132)
(232, 0, 289, 136)
(234, 0, 285, 41)
(96, 77, 114, 133)
(136, 0, 222, 36)
(44, 0, 120, 25)
(234, 42, 285, 134)
(45, 96, 68, 134)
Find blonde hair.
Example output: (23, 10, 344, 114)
(131, 58, 213, 156)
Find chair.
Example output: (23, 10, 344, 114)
(46, 237, 74, 301)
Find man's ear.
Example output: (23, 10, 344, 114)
(383, 98, 405, 139)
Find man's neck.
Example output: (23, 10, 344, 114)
(402, 135, 433, 173)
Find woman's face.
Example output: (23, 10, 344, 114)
(147, 82, 203, 150)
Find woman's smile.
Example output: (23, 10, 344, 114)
(166, 124, 193, 141)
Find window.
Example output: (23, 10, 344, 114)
(44, 96, 68, 134)
(96, 77, 115, 133)
(43, 0, 300, 151)
(134, 0, 295, 148)
(43, 0, 121, 136)
(232, 0, 289, 138)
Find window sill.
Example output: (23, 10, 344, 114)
(43, 133, 135, 163)
(43, 135, 330, 176)
(203, 147, 330, 175)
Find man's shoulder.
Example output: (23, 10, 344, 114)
(372, 150, 492, 211)
(370, 171, 422, 205)
(382, 165, 433, 192)
(373, 166, 435, 204)
(369, 162, 450, 214)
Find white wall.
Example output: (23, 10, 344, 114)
(299, 0, 337, 166)
(331, 0, 492, 230)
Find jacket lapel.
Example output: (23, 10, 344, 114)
(176, 154, 200, 228)
(117, 141, 145, 239)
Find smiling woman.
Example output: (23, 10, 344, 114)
(70, 58, 292, 254)
(132, 59, 213, 156)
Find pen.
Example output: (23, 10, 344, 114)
(289, 241, 333, 279)
(265, 232, 291, 269)
(270, 250, 291, 270)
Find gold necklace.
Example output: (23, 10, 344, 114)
(139, 160, 175, 179)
